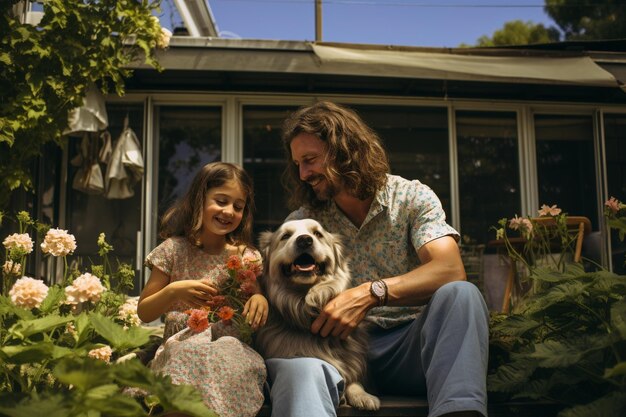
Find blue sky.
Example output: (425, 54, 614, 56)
(159, 0, 556, 48)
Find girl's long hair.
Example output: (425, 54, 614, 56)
(160, 162, 255, 247)
(281, 101, 389, 209)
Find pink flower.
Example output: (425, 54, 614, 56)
(187, 309, 209, 333)
(118, 297, 141, 327)
(3, 260, 21, 275)
(88, 346, 113, 363)
(65, 273, 106, 305)
(9, 276, 49, 309)
(538, 204, 562, 217)
(41, 228, 76, 257)
(217, 306, 235, 322)
(2, 233, 34, 254)
(226, 255, 242, 271)
(207, 295, 226, 308)
(508, 215, 533, 238)
(240, 280, 257, 295)
(605, 197, 621, 214)
(237, 269, 257, 283)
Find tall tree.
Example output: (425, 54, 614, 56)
(545, 0, 626, 40)
(472, 20, 561, 47)
(0, 0, 166, 209)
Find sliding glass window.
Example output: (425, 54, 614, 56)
(456, 110, 520, 245)
(156, 106, 222, 218)
(351, 105, 451, 216)
(534, 114, 597, 228)
(242, 106, 298, 238)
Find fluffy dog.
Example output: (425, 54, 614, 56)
(256, 219, 380, 410)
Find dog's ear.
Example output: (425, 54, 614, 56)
(258, 230, 274, 259)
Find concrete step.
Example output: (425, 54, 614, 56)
(256, 396, 562, 417)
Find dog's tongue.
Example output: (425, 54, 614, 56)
(293, 264, 316, 272)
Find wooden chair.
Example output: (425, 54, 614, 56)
(490, 216, 592, 313)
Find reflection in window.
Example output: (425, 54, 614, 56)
(157, 106, 222, 217)
(457, 111, 520, 245)
(66, 104, 144, 293)
(603, 113, 626, 274)
(535, 115, 597, 228)
(242, 106, 296, 238)
(351, 105, 451, 216)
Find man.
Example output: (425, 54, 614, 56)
(265, 101, 489, 417)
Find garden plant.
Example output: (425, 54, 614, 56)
(488, 199, 626, 416)
(0, 211, 214, 417)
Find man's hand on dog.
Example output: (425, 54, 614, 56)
(311, 283, 375, 339)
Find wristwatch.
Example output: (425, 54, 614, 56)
(369, 280, 388, 306)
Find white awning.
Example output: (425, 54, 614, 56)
(312, 44, 619, 87)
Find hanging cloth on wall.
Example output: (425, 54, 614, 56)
(64, 84, 108, 136)
(72, 132, 105, 195)
(105, 115, 144, 199)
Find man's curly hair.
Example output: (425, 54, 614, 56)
(281, 101, 389, 210)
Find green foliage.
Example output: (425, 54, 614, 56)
(473, 20, 560, 47)
(545, 0, 626, 41)
(0, 221, 214, 416)
(0, 0, 164, 209)
(488, 202, 626, 416)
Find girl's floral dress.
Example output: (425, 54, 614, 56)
(145, 237, 266, 417)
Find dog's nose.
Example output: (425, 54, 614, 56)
(296, 234, 313, 249)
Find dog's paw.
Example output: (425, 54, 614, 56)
(345, 383, 381, 411)
(304, 288, 325, 309)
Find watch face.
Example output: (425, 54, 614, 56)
(371, 281, 385, 297)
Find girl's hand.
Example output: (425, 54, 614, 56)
(242, 294, 268, 330)
(168, 280, 218, 308)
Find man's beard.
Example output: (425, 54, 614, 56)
(307, 175, 337, 201)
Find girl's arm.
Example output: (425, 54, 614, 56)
(242, 283, 268, 330)
(137, 267, 218, 323)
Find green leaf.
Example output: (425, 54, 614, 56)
(38, 285, 65, 313)
(610, 298, 626, 338)
(85, 384, 121, 400)
(0, 394, 71, 417)
(558, 391, 626, 417)
(603, 361, 626, 379)
(53, 357, 111, 391)
(9, 313, 73, 338)
(80, 396, 146, 417)
(491, 314, 541, 338)
(0, 342, 53, 364)
(89, 313, 158, 351)
(0, 52, 11, 65)
(530, 339, 583, 368)
(487, 357, 537, 393)
(75, 312, 93, 346)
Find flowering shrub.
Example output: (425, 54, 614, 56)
(185, 254, 262, 344)
(605, 196, 626, 244)
(0, 211, 212, 416)
(488, 200, 626, 416)
(493, 204, 586, 283)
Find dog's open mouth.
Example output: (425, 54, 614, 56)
(282, 253, 326, 277)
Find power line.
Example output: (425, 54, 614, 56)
(213, 0, 547, 7)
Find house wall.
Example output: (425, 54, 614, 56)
(33, 91, 626, 310)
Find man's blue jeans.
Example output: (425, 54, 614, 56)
(265, 281, 489, 417)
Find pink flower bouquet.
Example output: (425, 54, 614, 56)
(185, 254, 262, 341)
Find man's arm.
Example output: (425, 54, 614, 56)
(310, 235, 465, 339)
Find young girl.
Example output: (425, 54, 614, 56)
(137, 162, 268, 417)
